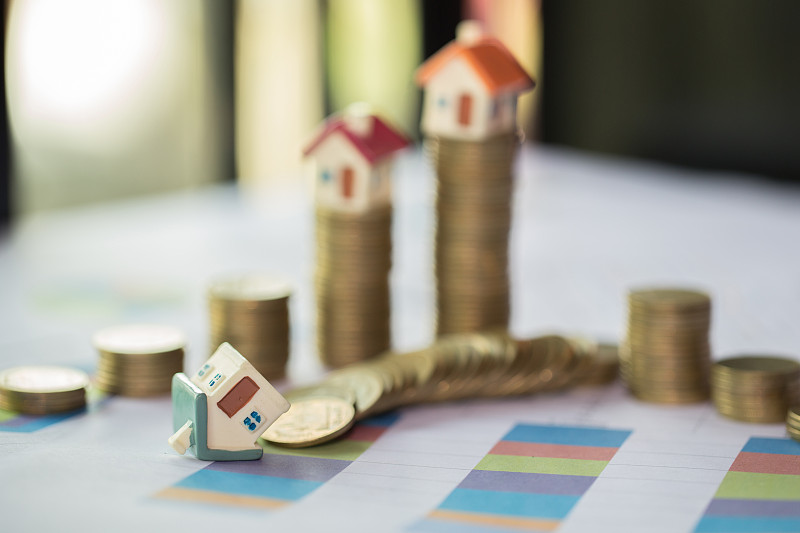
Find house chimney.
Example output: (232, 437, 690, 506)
(456, 20, 483, 45)
(343, 102, 374, 138)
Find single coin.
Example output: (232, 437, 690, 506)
(208, 273, 292, 301)
(261, 396, 355, 448)
(93, 324, 185, 355)
(324, 368, 384, 418)
(0, 365, 90, 393)
(714, 356, 800, 375)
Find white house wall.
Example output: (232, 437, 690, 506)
(197, 346, 287, 451)
(310, 131, 372, 213)
(421, 58, 492, 140)
(421, 57, 521, 140)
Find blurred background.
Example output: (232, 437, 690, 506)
(2, 0, 799, 223)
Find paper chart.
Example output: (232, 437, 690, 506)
(411, 423, 632, 532)
(157, 413, 399, 509)
(693, 437, 800, 533)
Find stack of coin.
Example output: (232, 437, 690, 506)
(208, 274, 291, 380)
(621, 288, 712, 404)
(263, 332, 619, 447)
(786, 406, 800, 442)
(93, 324, 185, 397)
(316, 205, 392, 367)
(711, 355, 800, 423)
(0, 366, 89, 414)
(425, 133, 519, 335)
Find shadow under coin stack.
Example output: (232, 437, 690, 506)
(208, 274, 291, 381)
(0, 366, 89, 414)
(316, 206, 392, 367)
(427, 133, 518, 335)
(93, 324, 185, 397)
(621, 288, 712, 404)
(711, 356, 800, 423)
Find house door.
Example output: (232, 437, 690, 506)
(341, 166, 354, 198)
(458, 93, 472, 126)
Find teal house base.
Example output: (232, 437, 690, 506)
(171, 373, 263, 461)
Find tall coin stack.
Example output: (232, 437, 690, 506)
(208, 274, 291, 381)
(427, 133, 517, 334)
(302, 106, 409, 368)
(415, 20, 535, 337)
(711, 356, 800, 423)
(621, 288, 712, 404)
(315, 206, 392, 367)
(93, 324, 185, 397)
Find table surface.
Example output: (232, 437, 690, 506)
(1, 146, 799, 532)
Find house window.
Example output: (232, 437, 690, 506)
(437, 96, 447, 108)
(491, 99, 499, 118)
(371, 171, 381, 189)
(321, 170, 332, 183)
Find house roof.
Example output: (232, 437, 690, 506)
(415, 36, 535, 96)
(303, 114, 410, 164)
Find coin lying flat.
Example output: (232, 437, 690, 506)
(261, 396, 355, 448)
(276, 331, 619, 447)
(0, 365, 89, 414)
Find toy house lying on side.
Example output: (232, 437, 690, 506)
(303, 104, 410, 213)
(168, 343, 289, 461)
(416, 20, 535, 141)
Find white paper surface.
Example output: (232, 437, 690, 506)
(1, 146, 799, 532)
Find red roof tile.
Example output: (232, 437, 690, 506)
(415, 36, 535, 95)
(303, 115, 410, 164)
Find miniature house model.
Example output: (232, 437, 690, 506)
(168, 342, 289, 461)
(303, 104, 410, 213)
(416, 21, 535, 141)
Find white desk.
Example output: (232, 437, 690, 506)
(1, 147, 799, 532)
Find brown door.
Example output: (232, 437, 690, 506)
(458, 93, 472, 126)
(341, 166, 354, 198)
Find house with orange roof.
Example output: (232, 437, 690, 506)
(415, 21, 535, 140)
(303, 104, 409, 213)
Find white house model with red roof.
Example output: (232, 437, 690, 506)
(416, 21, 535, 141)
(303, 104, 409, 213)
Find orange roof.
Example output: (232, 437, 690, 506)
(415, 37, 535, 95)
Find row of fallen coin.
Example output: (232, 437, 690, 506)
(261, 332, 619, 448)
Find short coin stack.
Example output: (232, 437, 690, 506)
(786, 406, 800, 442)
(0, 366, 89, 414)
(208, 274, 291, 380)
(262, 332, 619, 447)
(316, 205, 392, 367)
(426, 133, 518, 335)
(621, 288, 712, 404)
(711, 356, 800, 423)
(93, 324, 185, 397)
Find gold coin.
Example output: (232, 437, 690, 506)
(93, 324, 185, 355)
(261, 396, 355, 448)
